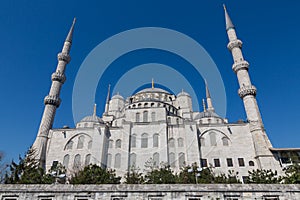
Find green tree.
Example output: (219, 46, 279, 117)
(43, 162, 67, 184)
(284, 164, 300, 184)
(124, 166, 144, 184)
(69, 164, 121, 184)
(144, 165, 177, 184)
(248, 169, 282, 184)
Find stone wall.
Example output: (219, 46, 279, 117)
(0, 184, 300, 200)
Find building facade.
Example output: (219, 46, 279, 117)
(32, 7, 299, 180)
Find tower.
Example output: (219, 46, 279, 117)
(223, 6, 279, 169)
(32, 19, 76, 168)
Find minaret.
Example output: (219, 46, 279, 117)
(224, 6, 278, 169)
(205, 80, 214, 112)
(104, 84, 111, 115)
(32, 18, 76, 168)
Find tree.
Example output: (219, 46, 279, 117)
(69, 164, 121, 184)
(247, 169, 282, 184)
(144, 165, 177, 184)
(0, 152, 9, 183)
(284, 164, 300, 184)
(124, 166, 144, 184)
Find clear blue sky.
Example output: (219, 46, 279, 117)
(0, 0, 299, 163)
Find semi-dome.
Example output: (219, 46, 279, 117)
(80, 115, 103, 123)
(111, 94, 124, 100)
(194, 111, 221, 120)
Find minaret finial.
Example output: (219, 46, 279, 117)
(204, 80, 214, 112)
(104, 84, 111, 114)
(152, 78, 154, 89)
(66, 18, 76, 43)
(223, 5, 234, 31)
(205, 79, 211, 99)
(93, 103, 97, 117)
(202, 99, 207, 112)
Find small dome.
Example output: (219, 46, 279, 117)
(136, 87, 170, 94)
(111, 94, 124, 100)
(177, 90, 190, 97)
(80, 115, 103, 123)
(194, 111, 221, 120)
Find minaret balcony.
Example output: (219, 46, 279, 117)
(227, 39, 242, 51)
(57, 52, 71, 63)
(238, 85, 257, 98)
(44, 95, 61, 107)
(232, 60, 249, 73)
(51, 72, 66, 83)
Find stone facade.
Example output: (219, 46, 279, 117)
(1, 184, 300, 200)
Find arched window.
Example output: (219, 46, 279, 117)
(85, 154, 91, 166)
(178, 138, 184, 147)
(141, 133, 148, 148)
(249, 161, 255, 166)
(200, 137, 205, 146)
(169, 138, 175, 148)
(143, 111, 148, 122)
(151, 112, 156, 121)
(77, 135, 85, 149)
(108, 140, 113, 148)
(178, 152, 185, 168)
(222, 137, 229, 146)
(88, 140, 92, 149)
(74, 154, 81, 170)
(167, 117, 171, 124)
(107, 153, 112, 168)
(114, 153, 121, 168)
(116, 139, 122, 148)
(153, 153, 160, 167)
(131, 134, 136, 148)
(63, 154, 69, 168)
(129, 153, 136, 167)
(209, 132, 217, 146)
(65, 140, 73, 150)
(153, 134, 159, 147)
(136, 113, 140, 122)
(169, 152, 175, 168)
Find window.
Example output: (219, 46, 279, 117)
(108, 139, 113, 148)
(169, 138, 175, 148)
(178, 137, 184, 147)
(107, 153, 112, 168)
(209, 132, 217, 146)
(169, 152, 175, 168)
(131, 134, 136, 148)
(114, 153, 121, 168)
(63, 154, 70, 168)
(77, 135, 85, 149)
(136, 112, 140, 122)
(88, 140, 92, 149)
(263, 196, 279, 200)
(84, 154, 91, 166)
(238, 158, 245, 167)
(74, 154, 81, 170)
(201, 159, 207, 167)
(249, 161, 255, 166)
(214, 158, 220, 167)
(153, 152, 160, 167)
(227, 158, 233, 167)
(141, 133, 148, 148)
(65, 140, 73, 150)
(153, 134, 159, 147)
(200, 137, 205, 146)
(222, 137, 229, 146)
(130, 153, 136, 167)
(116, 139, 122, 148)
(151, 112, 156, 121)
(143, 111, 148, 122)
(167, 117, 171, 123)
(178, 152, 185, 168)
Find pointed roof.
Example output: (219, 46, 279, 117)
(205, 79, 211, 99)
(66, 18, 76, 43)
(106, 84, 111, 104)
(223, 5, 234, 30)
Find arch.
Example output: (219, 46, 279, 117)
(85, 154, 91, 166)
(178, 137, 184, 147)
(169, 138, 175, 148)
(249, 161, 255, 166)
(200, 137, 205, 146)
(143, 111, 148, 122)
(131, 134, 137, 148)
(77, 135, 85, 149)
(153, 134, 159, 147)
(141, 133, 148, 148)
(108, 139, 113, 148)
(73, 154, 81, 170)
(107, 153, 112, 168)
(169, 152, 175, 168)
(178, 152, 185, 168)
(63, 154, 69, 168)
(200, 128, 229, 138)
(114, 153, 121, 168)
(209, 132, 217, 146)
(167, 117, 171, 124)
(130, 153, 136, 167)
(136, 112, 140, 122)
(116, 139, 122, 148)
(151, 112, 156, 122)
(153, 152, 160, 167)
(222, 137, 229, 146)
(65, 140, 73, 150)
(88, 140, 92, 149)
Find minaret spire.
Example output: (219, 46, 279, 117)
(205, 79, 214, 112)
(32, 19, 76, 168)
(224, 7, 276, 169)
(93, 103, 97, 117)
(104, 84, 111, 114)
(202, 99, 207, 112)
(152, 78, 154, 89)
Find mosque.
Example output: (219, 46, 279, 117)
(31, 6, 299, 181)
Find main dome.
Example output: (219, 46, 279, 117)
(136, 87, 171, 94)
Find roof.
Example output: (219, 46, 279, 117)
(80, 115, 103, 123)
(136, 87, 170, 94)
(177, 91, 190, 97)
(270, 147, 300, 152)
(194, 111, 221, 120)
(111, 94, 124, 100)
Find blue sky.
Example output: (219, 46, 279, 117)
(0, 0, 299, 163)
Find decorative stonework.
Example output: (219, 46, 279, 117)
(238, 85, 257, 98)
(57, 52, 71, 63)
(44, 95, 61, 107)
(227, 39, 242, 51)
(51, 71, 66, 83)
(232, 60, 249, 73)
